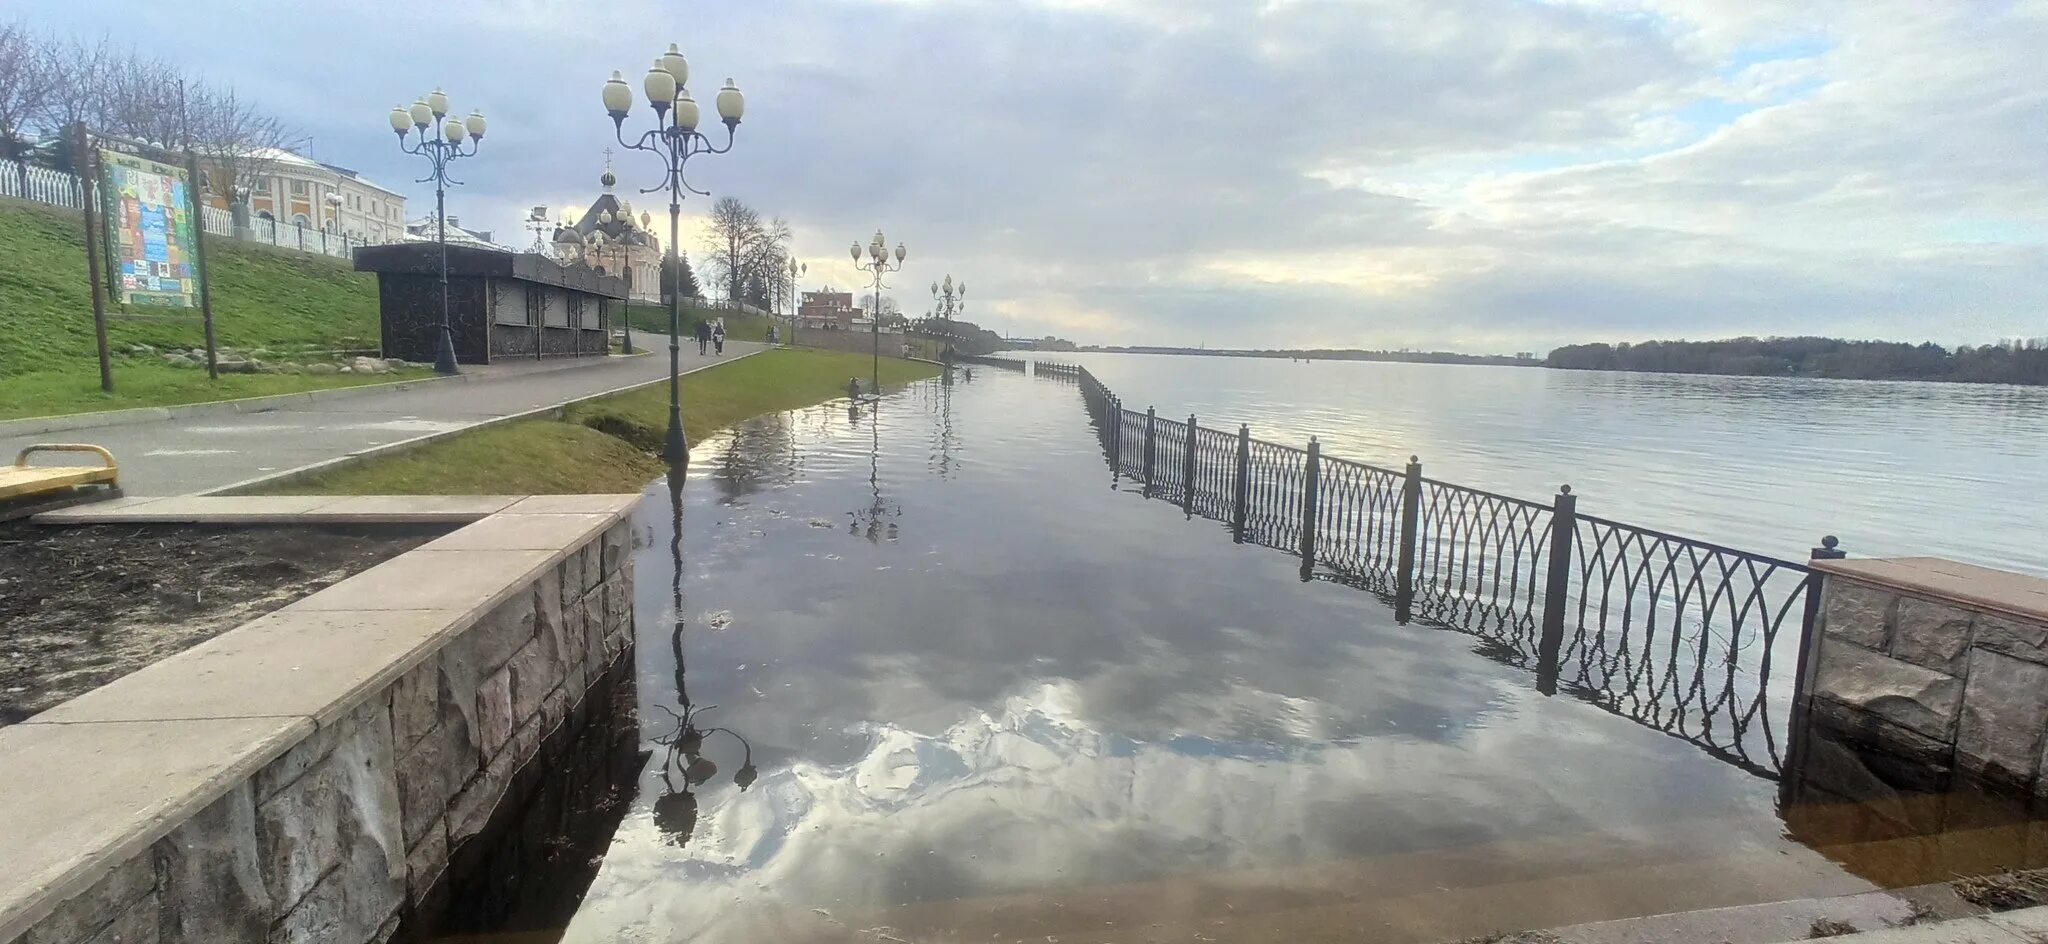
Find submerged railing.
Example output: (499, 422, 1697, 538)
(1069, 363, 1835, 779)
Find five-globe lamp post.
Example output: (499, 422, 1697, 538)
(931, 275, 964, 366)
(851, 230, 907, 397)
(603, 45, 745, 470)
(588, 208, 643, 354)
(387, 89, 487, 375)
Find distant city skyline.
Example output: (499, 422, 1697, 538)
(19, 1, 2048, 352)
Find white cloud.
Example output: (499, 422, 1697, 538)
(23, 0, 2048, 350)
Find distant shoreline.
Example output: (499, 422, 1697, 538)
(1056, 347, 1539, 367)
(1007, 339, 2048, 387)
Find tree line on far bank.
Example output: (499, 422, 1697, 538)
(1546, 336, 2048, 385)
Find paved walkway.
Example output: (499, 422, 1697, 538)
(2, 344, 764, 496)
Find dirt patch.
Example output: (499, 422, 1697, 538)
(0, 520, 445, 724)
(1954, 868, 2048, 911)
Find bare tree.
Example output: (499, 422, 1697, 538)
(0, 21, 55, 191)
(32, 35, 112, 144)
(98, 52, 185, 148)
(0, 23, 52, 150)
(184, 82, 301, 208)
(703, 196, 763, 303)
(741, 215, 791, 310)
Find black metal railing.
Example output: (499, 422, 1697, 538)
(958, 353, 1082, 379)
(1066, 364, 1827, 778)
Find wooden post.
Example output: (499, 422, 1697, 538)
(183, 149, 220, 380)
(1142, 407, 1157, 496)
(1299, 437, 1321, 575)
(1182, 414, 1198, 513)
(1535, 485, 1578, 695)
(74, 124, 113, 393)
(1395, 456, 1422, 623)
(1232, 424, 1251, 543)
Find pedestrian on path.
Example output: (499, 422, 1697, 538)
(695, 319, 711, 356)
(712, 320, 726, 356)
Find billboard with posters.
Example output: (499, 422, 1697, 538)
(98, 148, 198, 307)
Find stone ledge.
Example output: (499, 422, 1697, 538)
(22, 609, 467, 728)
(0, 718, 314, 942)
(284, 549, 557, 624)
(33, 494, 531, 525)
(1816, 559, 2048, 626)
(0, 494, 641, 944)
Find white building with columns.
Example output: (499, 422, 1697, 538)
(202, 147, 409, 246)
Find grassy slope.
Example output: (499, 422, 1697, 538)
(266, 348, 939, 495)
(0, 197, 401, 417)
(0, 198, 382, 370)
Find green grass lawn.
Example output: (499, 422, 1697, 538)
(0, 197, 399, 417)
(262, 348, 940, 495)
(0, 363, 434, 421)
(0, 198, 382, 373)
(618, 304, 777, 343)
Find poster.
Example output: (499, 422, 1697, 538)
(99, 148, 197, 307)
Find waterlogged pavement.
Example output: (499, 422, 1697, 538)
(552, 369, 1881, 943)
(0, 344, 761, 495)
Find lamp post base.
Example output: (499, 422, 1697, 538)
(433, 328, 459, 375)
(663, 421, 687, 470)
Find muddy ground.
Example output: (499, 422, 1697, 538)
(0, 521, 446, 725)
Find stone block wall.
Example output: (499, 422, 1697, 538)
(8, 520, 637, 944)
(1809, 564, 2048, 793)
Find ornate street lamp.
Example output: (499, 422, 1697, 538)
(324, 190, 345, 253)
(388, 91, 487, 375)
(785, 255, 806, 346)
(603, 45, 745, 469)
(850, 230, 906, 396)
(931, 274, 965, 366)
(585, 206, 643, 355)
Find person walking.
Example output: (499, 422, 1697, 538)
(712, 320, 726, 356)
(694, 318, 711, 356)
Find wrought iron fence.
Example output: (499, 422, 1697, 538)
(1062, 363, 1827, 778)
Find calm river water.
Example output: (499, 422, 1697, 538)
(1038, 353, 2048, 576)
(502, 370, 1986, 944)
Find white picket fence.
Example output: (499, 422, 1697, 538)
(0, 156, 367, 261)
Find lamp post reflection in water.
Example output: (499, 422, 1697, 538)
(845, 401, 898, 543)
(652, 475, 757, 849)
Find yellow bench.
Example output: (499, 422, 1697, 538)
(0, 444, 121, 501)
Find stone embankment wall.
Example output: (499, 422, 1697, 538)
(0, 497, 639, 944)
(1807, 557, 2048, 791)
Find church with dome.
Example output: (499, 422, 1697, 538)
(549, 163, 662, 303)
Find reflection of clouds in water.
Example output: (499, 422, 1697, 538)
(566, 676, 1761, 944)
(579, 373, 1826, 942)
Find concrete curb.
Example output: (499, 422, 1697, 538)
(0, 351, 656, 439)
(204, 349, 764, 496)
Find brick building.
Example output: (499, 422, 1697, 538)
(798, 288, 865, 331)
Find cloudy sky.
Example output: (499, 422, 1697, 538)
(26, 1, 2048, 351)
